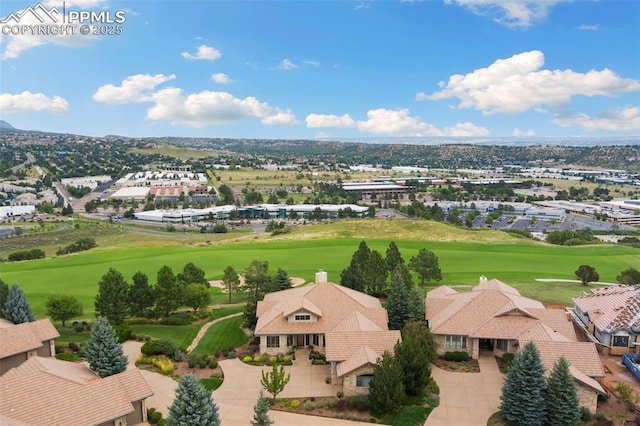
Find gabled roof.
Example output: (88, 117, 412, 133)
(531, 341, 605, 378)
(336, 345, 382, 377)
(0, 357, 153, 426)
(0, 319, 60, 358)
(255, 281, 387, 335)
(573, 286, 640, 333)
(473, 278, 522, 295)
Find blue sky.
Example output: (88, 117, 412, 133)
(0, 0, 639, 139)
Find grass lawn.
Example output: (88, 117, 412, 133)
(56, 327, 91, 344)
(2, 219, 638, 317)
(191, 316, 248, 356)
(210, 305, 245, 320)
(200, 377, 224, 391)
(129, 324, 201, 350)
(380, 406, 433, 426)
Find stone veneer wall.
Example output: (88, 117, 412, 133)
(577, 382, 598, 414)
(342, 365, 374, 396)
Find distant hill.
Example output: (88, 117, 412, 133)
(0, 120, 15, 129)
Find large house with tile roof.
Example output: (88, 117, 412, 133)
(0, 318, 59, 375)
(0, 357, 153, 426)
(426, 277, 605, 412)
(572, 285, 640, 355)
(255, 271, 401, 395)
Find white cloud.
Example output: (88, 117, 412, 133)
(211, 73, 231, 84)
(306, 113, 355, 128)
(443, 121, 490, 136)
(181, 44, 222, 61)
(579, 24, 599, 31)
(302, 60, 320, 67)
(423, 50, 640, 115)
(552, 107, 640, 131)
(0, 91, 69, 113)
(512, 127, 536, 136)
(445, 0, 569, 28)
(355, 2, 371, 11)
(261, 109, 297, 125)
(357, 108, 489, 136)
(278, 58, 298, 70)
(93, 73, 176, 103)
(0, 0, 106, 59)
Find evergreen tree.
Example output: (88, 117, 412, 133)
(183, 284, 211, 313)
(364, 250, 388, 296)
(500, 341, 547, 426)
(271, 268, 293, 291)
(155, 265, 181, 316)
(407, 286, 426, 323)
(243, 260, 271, 299)
(94, 268, 130, 324)
(222, 265, 241, 303)
(340, 241, 370, 291)
(260, 363, 291, 399)
(387, 268, 409, 330)
(385, 241, 405, 273)
(45, 294, 83, 327)
(409, 248, 442, 286)
(177, 262, 208, 286)
(4, 283, 34, 324)
(243, 295, 259, 329)
(368, 351, 405, 415)
(251, 390, 273, 426)
(575, 265, 599, 286)
(396, 321, 436, 395)
(617, 268, 640, 285)
(168, 374, 220, 426)
(546, 357, 580, 426)
(128, 271, 155, 317)
(0, 278, 10, 318)
(84, 316, 128, 378)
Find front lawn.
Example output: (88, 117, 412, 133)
(130, 324, 201, 350)
(381, 406, 433, 426)
(191, 316, 248, 355)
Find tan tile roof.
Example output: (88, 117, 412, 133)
(527, 308, 577, 341)
(0, 357, 152, 426)
(573, 286, 640, 332)
(331, 311, 384, 333)
(569, 365, 605, 394)
(474, 278, 521, 295)
(526, 341, 605, 378)
(325, 331, 401, 363)
(336, 345, 381, 377)
(255, 281, 387, 335)
(0, 319, 60, 359)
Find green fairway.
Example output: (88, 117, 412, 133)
(191, 316, 248, 356)
(1, 220, 638, 316)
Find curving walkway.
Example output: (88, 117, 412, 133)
(186, 312, 244, 353)
(425, 354, 504, 426)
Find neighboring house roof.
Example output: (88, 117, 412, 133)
(531, 341, 605, 378)
(0, 319, 60, 359)
(256, 280, 400, 377)
(0, 357, 153, 426)
(572, 285, 640, 333)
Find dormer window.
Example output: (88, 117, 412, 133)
(295, 314, 311, 321)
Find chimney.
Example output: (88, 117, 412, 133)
(479, 275, 488, 283)
(315, 270, 327, 284)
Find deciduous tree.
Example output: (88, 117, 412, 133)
(617, 268, 640, 285)
(183, 284, 211, 313)
(94, 268, 130, 324)
(84, 316, 128, 378)
(45, 294, 83, 327)
(500, 341, 547, 426)
(409, 248, 442, 286)
(546, 357, 580, 426)
(260, 364, 291, 399)
(168, 374, 220, 426)
(4, 283, 34, 324)
(575, 265, 599, 286)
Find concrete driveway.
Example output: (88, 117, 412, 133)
(425, 355, 504, 426)
(123, 342, 370, 426)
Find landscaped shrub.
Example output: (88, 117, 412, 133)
(243, 355, 253, 363)
(312, 358, 326, 365)
(346, 395, 369, 411)
(141, 339, 177, 358)
(68, 342, 80, 352)
(74, 324, 85, 332)
(253, 355, 262, 363)
(325, 376, 331, 384)
(337, 391, 344, 399)
(147, 408, 163, 424)
(427, 377, 440, 395)
(326, 398, 336, 409)
(160, 313, 193, 326)
(113, 324, 132, 343)
(315, 399, 325, 409)
(614, 382, 633, 403)
(289, 400, 300, 410)
(580, 407, 593, 422)
(227, 350, 236, 359)
(501, 352, 515, 367)
(444, 351, 469, 362)
(283, 355, 292, 364)
(208, 358, 217, 369)
(335, 398, 347, 411)
(304, 400, 315, 410)
(151, 355, 174, 375)
(269, 356, 277, 365)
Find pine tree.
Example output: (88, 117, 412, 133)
(407, 286, 426, 323)
(129, 271, 155, 317)
(409, 248, 442, 286)
(500, 341, 547, 426)
(0, 278, 8, 318)
(387, 268, 409, 330)
(177, 262, 208, 286)
(94, 268, 130, 324)
(271, 268, 293, 291)
(4, 283, 34, 324)
(385, 241, 405, 273)
(546, 357, 580, 426)
(340, 241, 370, 291)
(155, 265, 181, 317)
(395, 321, 435, 395)
(222, 265, 240, 303)
(251, 390, 273, 426)
(364, 250, 388, 296)
(368, 351, 405, 415)
(168, 374, 220, 426)
(84, 316, 128, 378)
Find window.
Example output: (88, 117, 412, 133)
(613, 335, 629, 348)
(497, 339, 509, 352)
(287, 335, 294, 346)
(294, 314, 311, 321)
(356, 374, 374, 388)
(266, 336, 280, 348)
(312, 334, 319, 346)
(445, 335, 467, 350)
